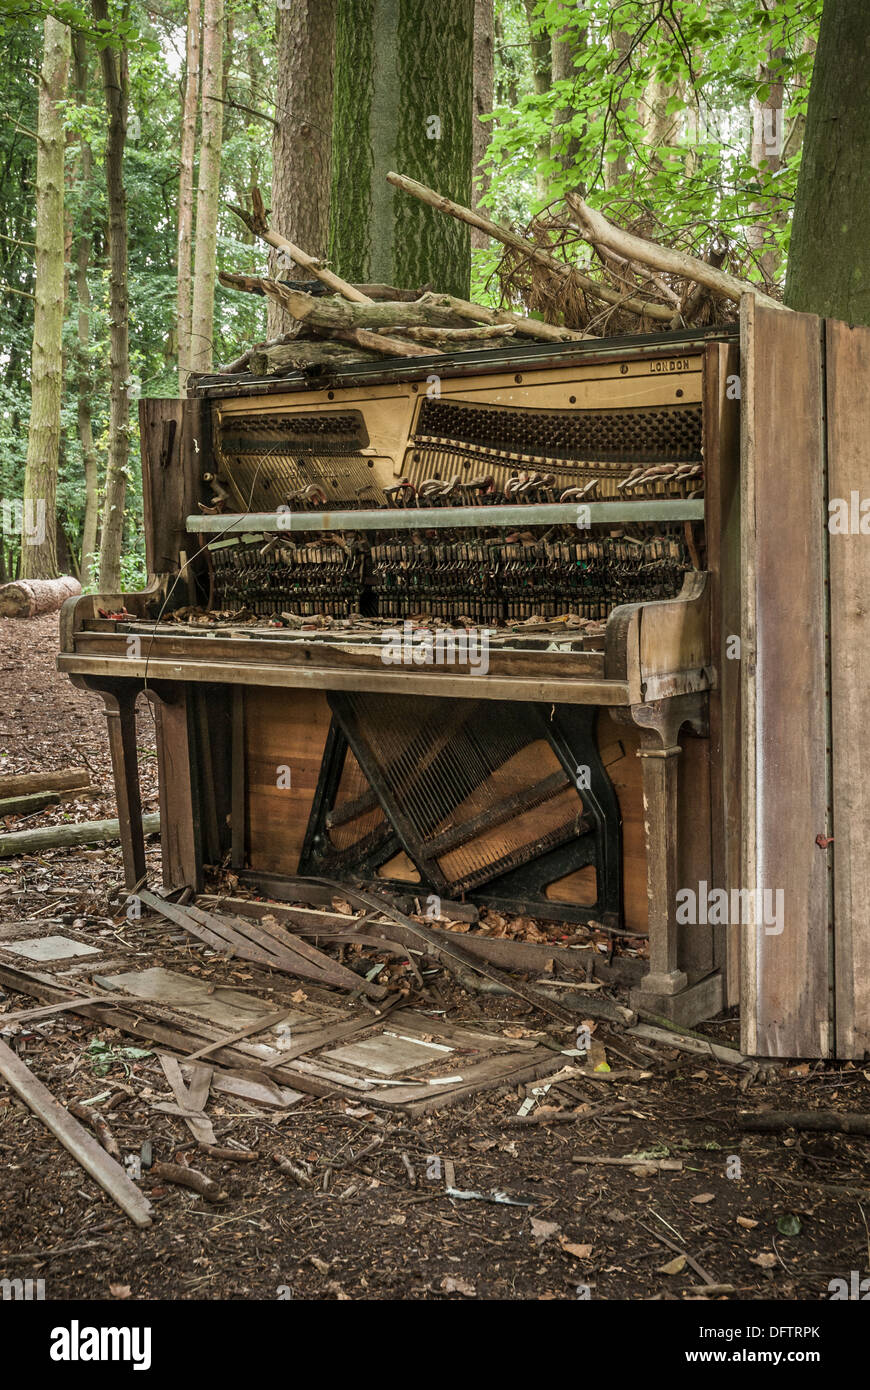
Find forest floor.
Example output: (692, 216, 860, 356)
(0, 614, 869, 1302)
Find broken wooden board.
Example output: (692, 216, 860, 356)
(0, 1038, 153, 1228)
(138, 888, 387, 999)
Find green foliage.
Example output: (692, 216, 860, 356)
(0, 0, 271, 583)
(484, 0, 822, 276)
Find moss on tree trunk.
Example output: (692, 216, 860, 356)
(785, 0, 870, 324)
(329, 0, 473, 297)
(21, 16, 69, 582)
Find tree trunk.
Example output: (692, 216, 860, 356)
(177, 0, 202, 392)
(551, 4, 585, 193)
(471, 0, 494, 249)
(71, 33, 100, 587)
(0, 575, 81, 618)
(604, 21, 630, 191)
(20, 17, 69, 582)
(523, 0, 551, 203)
(785, 0, 870, 324)
(93, 0, 130, 594)
(267, 0, 335, 338)
(190, 0, 225, 372)
(329, 0, 474, 298)
(747, 0, 785, 284)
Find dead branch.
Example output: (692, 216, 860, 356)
(66, 1099, 121, 1160)
(387, 171, 676, 323)
(565, 193, 787, 311)
(227, 189, 371, 304)
(148, 1160, 227, 1201)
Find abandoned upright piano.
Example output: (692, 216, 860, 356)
(58, 302, 870, 1057)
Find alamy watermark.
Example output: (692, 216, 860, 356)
(676, 880, 784, 935)
(1, 498, 45, 545)
(380, 621, 489, 676)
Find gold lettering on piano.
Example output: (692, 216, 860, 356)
(648, 358, 690, 374)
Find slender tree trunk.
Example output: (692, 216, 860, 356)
(267, 0, 335, 338)
(71, 33, 99, 586)
(746, 0, 785, 283)
(190, 0, 225, 373)
(470, 0, 494, 248)
(177, 0, 201, 392)
(604, 22, 630, 191)
(329, 0, 474, 297)
(523, 0, 551, 203)
(786, 0, 870, 323)
(92, 0, 130, 593)
(551, 3, 585, 193)
(20, 17, 69, 582)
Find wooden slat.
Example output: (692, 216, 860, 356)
(740, 299, 830, 1057)
(826, 319, 870, 1057)
(0, 1038, 153, 1228)
(704, 340, 742, 1004)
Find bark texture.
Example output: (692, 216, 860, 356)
(72, 33, 99, 586)
(177, 0, 202, 391)
(190, 0, 225, 371)
(267, 0, 336, 338)
(0, 575, 81, 619)
(93, 0, 130, 593)
(21, 17, 69, 581)
(785, 0, 870, 324)
(329, 0, 474, 297)
(471, 0, 494, 248)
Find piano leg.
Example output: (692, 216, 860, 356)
(97, 684, 147, 890)
(618, 694, 707, 998)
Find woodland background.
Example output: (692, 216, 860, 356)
(0, 0, 854, 594)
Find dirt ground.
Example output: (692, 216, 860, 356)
(1, 613, 869, 1303)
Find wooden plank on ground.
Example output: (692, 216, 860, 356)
(826, 318, 870, 1058)
(0, 1038, 153, 1227)
(739, 298, 830, 1057)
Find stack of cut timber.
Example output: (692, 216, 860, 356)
(0, 767, 98, 819)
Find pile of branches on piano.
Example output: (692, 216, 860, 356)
(216, 175, 787, 377)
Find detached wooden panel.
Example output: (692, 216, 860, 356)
(827, 319, 870, 1057)
(740, 300, 830, 1057)
(704, 341, 742, 1003)
(139, 397, 203, 576)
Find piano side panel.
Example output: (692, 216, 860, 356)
(139, 396, 205, 578)
(704, 340, 742, 1005)
(740, 299, 831, 1057)
(826, 319, 870, 1058)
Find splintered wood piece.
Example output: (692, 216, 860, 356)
(159, 1053, 216, 1146)
(148, 1161, 226, 1202)
(0, 1039, 152, 1228)
(183, 1007, 294, 1062)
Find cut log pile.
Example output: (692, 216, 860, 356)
(214, 176, 789, 378)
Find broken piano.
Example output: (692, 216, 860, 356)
(58, 325, 740, 1027)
